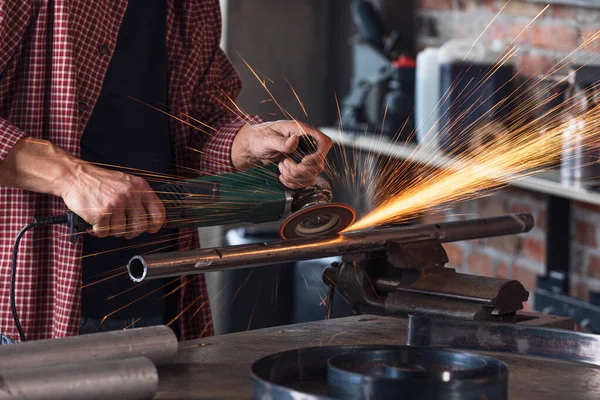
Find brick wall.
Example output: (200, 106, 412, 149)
(423, 191, 600, 310)
(418, 0, 600, 76)
(416, 1, 600, 308)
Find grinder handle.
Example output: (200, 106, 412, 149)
(67, 211, 92, 244)
(289, 135, 319, 164)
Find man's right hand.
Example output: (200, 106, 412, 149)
(59, 163, 166, 239)
(0, 137, 166, 239)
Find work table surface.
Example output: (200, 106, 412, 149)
(157, 315, 600, 399)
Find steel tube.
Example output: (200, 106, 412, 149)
(0, 357, 157, 400)
(0, 326, 177, 370)
(128, 213, 534, 282)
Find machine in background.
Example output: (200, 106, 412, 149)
(341, 0, 416, 140)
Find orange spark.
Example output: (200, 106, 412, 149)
(348, 84, 600, 231)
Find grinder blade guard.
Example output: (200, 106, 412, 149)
(280, 174, 356, 239)
(280, 202, 356, 239)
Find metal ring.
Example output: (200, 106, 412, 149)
(251, 345, 508, 400)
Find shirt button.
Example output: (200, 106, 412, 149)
(79, 102, 88, 112)
(99, 44, 110, 55)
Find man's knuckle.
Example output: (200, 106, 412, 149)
(108, 197, 124, 209)
(133, 177, 148, 188)
(118, 192, 131, 202)
(115, 183, 132, 197)
(98, 203, 113, 215)
(150, 210, 164, 222)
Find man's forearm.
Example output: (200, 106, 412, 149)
(0, 137, 166, 238)
(0, 137, 79, 197)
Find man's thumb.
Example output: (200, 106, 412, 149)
(278, 135, 299, 154)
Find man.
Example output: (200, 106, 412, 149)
(0, 0, 331, 342)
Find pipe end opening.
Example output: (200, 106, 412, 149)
(128, 256, 147, 283)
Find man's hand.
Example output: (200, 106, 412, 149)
(231, 121, 333, 189)
(0, 137, 165, 239)
(59, 163, 166, 239)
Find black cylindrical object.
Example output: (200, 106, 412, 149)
(382, 60, 415, 141)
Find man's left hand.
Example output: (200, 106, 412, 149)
(231, 121, 332, 189)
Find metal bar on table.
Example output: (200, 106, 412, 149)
(0, 357, 157, 400)
(407, 315, 600, 367)
(0, 326, 177, 370)
(128, 213, 534, 282)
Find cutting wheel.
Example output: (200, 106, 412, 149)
(279, 203, 356, 240)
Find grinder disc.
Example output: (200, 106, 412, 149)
(279, 203, 356, 240)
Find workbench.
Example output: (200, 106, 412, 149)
(157, 315, 600, 399)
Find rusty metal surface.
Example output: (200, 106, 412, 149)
(157, 316, 600, 400)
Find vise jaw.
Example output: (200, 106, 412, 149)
(323, 235, 529, 323)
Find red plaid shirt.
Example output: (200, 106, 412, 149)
(0, 0, 251, 341)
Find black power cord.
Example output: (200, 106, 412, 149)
(11, 214, 69, 342)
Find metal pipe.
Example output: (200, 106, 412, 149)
(0, 357, 157, 400)
(128, 213, 534, 282)
(0, 326, 177, 370)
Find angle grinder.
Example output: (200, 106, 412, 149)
(67, 135, 355, 243)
